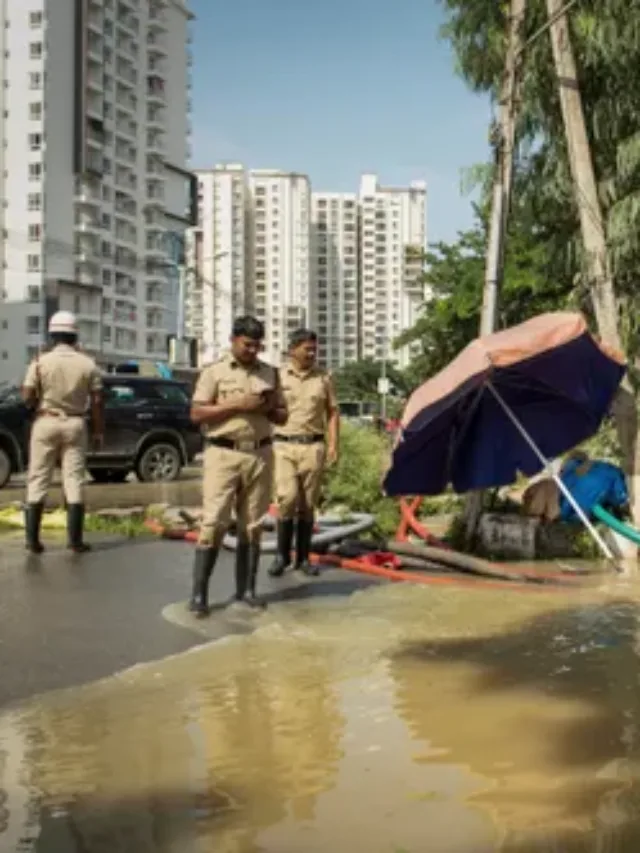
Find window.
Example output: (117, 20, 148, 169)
(104, 384, 137, 406)
(28, 163, 41, 181)
(27, 254, 40, 271)
(28, 224, 41, 242)
(29, 102, 42, 120)
(29, 72, 42, 89)
(27, 315, 40, 334)
(29, 42, 43, 59)
(29, 11, 43, 27)
(28, 193, 41, 211)
(27, 285, 40, 302)
(28, 132, 42, 151)
(146, 383, 190, 406)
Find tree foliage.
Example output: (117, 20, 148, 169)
(331, 357, 411, 402)
(395, 205, 572, 383)
(439, 0, 640, 355)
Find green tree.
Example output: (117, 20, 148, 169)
(439, 0, 640, 345)
(437, 0, 640, 524)
(332, 357, 411, 403)
(395, 206, 571, 386)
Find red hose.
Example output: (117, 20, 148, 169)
(308, 552, 570, 592)
(397, 497, 449, 547)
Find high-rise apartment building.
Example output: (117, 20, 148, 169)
(186, 168, 426, 370)
(249, 170, 311, 364)
(310, 193, 359, 370)
(186, 164, 249, 365)
(0, 0, 194, 384)
(358, 174, 427, 368)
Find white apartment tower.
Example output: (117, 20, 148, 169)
(0, 0, 194, 383)
(358, 174, 427, 368)
(249, 170, 311, 364)
(310, 193, 359, 370)
(186, 165, 250, 365)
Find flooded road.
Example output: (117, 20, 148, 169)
(2, 579, 640, 851)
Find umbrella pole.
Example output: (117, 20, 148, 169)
(485, 381, 616, 563)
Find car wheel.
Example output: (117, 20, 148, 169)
(135, 443, 181, 483)
(0, 447, 11, 489)
(88, 469, 129, 484)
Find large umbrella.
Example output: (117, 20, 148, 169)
(383, 313, 626, 558)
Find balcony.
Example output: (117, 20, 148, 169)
(74, 177, 101, 209)
(87, 33, 103, 63)
(147, 108, 165, 130)
(146, 75, 165, 105)
(146, 154, 164, 176)
(75, 251, 101, 273)
(147, 32, 167, 57)
(146, 132, 165, 156)
(87, 8, 103, 34)
(148, 5, 168, 32)
(75, 212, 101, 236)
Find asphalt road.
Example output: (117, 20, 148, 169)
(0, 533, 374, 708)
(0, 466, 203, 510)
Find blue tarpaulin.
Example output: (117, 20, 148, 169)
(559, 459, 628, 521)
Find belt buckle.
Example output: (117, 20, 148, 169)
(237, 440, 255, 453)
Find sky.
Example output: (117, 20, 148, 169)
(188, 0, 492, 244)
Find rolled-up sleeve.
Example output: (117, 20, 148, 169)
(23, 360, 38, 389)
(193, 368, 218, 405)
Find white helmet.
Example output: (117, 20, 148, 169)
(48, 311, 78, 335)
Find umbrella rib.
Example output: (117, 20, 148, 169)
(446, 383, 487, 483)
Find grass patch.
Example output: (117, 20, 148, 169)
(84, 514, 149, 539)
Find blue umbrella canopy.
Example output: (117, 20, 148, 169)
(383, 313, 626, 497)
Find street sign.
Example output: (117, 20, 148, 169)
(377, 377, 390, 395)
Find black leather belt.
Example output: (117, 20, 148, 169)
(274, 434, 324, 445)
(206, 436, 272, 452)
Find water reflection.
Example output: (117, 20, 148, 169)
(390, 597, 640, 850)
(1, 583, 640, 850)
(0, 634, 344, 852)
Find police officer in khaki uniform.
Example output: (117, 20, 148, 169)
(269, 328, 339, 578)
(189, 315, 287, 617)
(21, 311, 104, 554)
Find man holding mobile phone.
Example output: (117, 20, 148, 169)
(188, 315, 287, 616)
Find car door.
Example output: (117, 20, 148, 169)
(140, 381, 201, 459)
(97, 381, 151, 463)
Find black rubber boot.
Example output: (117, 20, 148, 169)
(246, 542, 266, 608)
(25, 503, 45, 554)
(188, 547, 218, 617)
(67, 504, 91, 553)
(234, 539, 250, 602)
(268, 518, 294, 577)
(295, 518, 319, 576)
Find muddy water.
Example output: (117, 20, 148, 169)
(3, 581, 640, 851)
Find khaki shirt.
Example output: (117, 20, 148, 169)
(23, 344, 102, 416)
(277, 362, 336, 437)
(192, 353, 284, 441)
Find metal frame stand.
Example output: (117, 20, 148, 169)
(486, 381, 616, 563)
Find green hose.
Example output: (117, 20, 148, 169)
(593, 504, 640, 545)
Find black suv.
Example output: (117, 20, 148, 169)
(0, 376, 202, 488)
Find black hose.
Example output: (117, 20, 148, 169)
(384, 540, 552, 585)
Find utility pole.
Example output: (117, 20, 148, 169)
(544, 0, 621, 349)
(481, 0, 528, 334)
(464, 0, 528, 543)
(545, 0, 640, 542)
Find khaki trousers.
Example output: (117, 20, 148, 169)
(26, 416, 87, 504)
(198, 443, 274, 547)
(274, 441, 326, 521)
